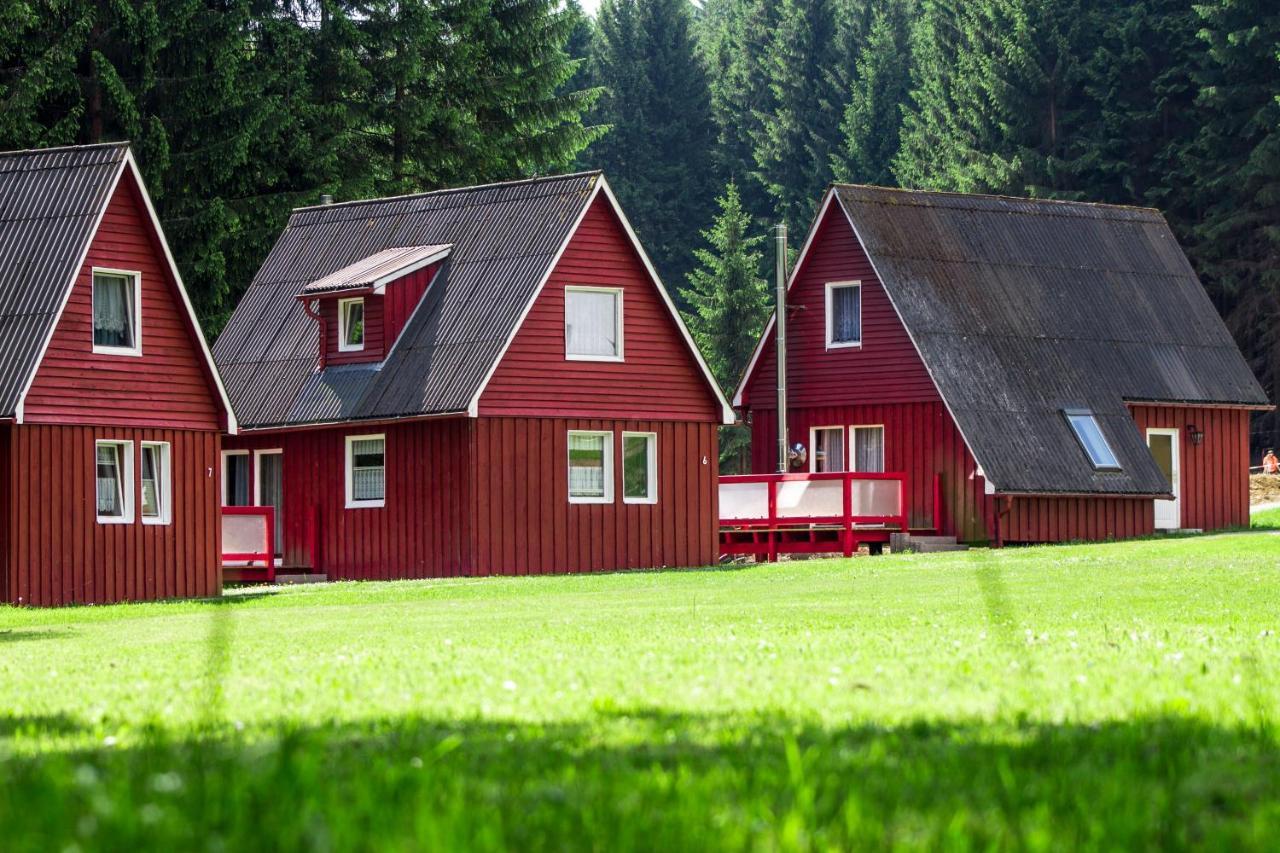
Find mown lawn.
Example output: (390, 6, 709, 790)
(1251, 505, 1280, 529)
(2, 534, 1278, 850)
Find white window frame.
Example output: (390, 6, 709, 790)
(809, 425, 846, 473)
(253, 448, 283, 507)
(95, 439, 135, 524)
(1064, 410, 1121, 470)
(91, 268, 143, 357)
(338, 296, 366, 352)
(345, 433, 386, 509)
(221, 449, 251, 506)
(567, 429, 614, 504)
(621, 431, 658, 504)
(849, 424, 885, 472)
(139, 440, 172, 525)
(564, 286, 624, 363)
(825, 280, 862, 350)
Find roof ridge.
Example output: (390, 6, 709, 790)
(293, 170, 603, 213)
(0, 140, 131, 159)
(833, 182, 1163, 216)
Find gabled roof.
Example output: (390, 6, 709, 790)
(215, 173, 732, 429)
(300, 244, 452, 296)
(739, 184, 1269, 496)
(0, 142, 236, 429)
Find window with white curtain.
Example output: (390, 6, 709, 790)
(95, 440, 134, 523)
(622, 432, 657, 503)
(339, 297, 365, 351)
(851, 425, 885, 472)
(825, 281, 862, 348)
(92, 270, 141, 355)
(565, 287, 623, 360)
(568, 430, 613, 503)
(346, 435, 386, 507)
(140, 441, 171, 524)
(811, 426, 845, 472)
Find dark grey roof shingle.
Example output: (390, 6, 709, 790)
(832, 185, 1269, 495)
(214, 172, 600, 428)
(0, 143, 129, 415)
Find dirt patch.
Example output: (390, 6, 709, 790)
(1249, 474, 1280, 506)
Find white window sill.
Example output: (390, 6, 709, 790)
(93, 345, 143, 357)
(97, 516, 133, 525)
(346, 500, 385, 509)
(565, 353, 624, 363)
(825, 341, 862, 350)
(623, 496, 657, 505)
(569, 495, 612, 504)
(142, 517, 172, 526)
(338, 344, 365, 353)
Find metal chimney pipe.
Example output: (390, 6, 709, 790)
(774, 223, 789, 473)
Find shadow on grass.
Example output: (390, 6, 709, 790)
(0, 629, 75, 644)
(2, 710, 1277, 851)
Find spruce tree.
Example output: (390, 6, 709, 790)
(832, 0, 913, 186)
(681, 182, 771, 471)
(587, 0, 718, 291)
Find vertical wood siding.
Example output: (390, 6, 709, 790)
(472, 417, 718, 573)
(22, 171, 222, 430)
(742, 202, 940, 409)
(998, 496, 1154, 543)
(750, 402, 992, 542)
(3, 424, 220, 606)
(225, 418, 475, 579)
(1128, 404, 1251, 530)
(479, 197, 720, 422)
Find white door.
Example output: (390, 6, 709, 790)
(1147, 429, 1180, 530)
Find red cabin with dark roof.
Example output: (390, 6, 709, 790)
(0, 143, 236, 605)
(215, 173, 731, 579)
(736, 185, 1271, 546)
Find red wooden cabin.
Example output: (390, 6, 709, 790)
(214, 172, 732, 579)
(737, 185, 1271, 545)
(0, 143, 237, 605)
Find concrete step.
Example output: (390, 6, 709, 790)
(889, 533, 969, 554)
(913, 542, 969, 553)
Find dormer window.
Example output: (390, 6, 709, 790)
(338, 297, 365, 352)
(825, 281, 861, 349)
(92, 269, 142, 356)
(565, 286, 623, 361)
(1064, 410, 1121, 470)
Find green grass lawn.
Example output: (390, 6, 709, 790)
(2, 534, 1279, 850)
(1251, 505, 1280, 529)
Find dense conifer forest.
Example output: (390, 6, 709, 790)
(2, 0, 1275, 447)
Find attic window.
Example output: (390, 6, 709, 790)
(338, 297, 365, 352)
(825, 281, 861, 348)
(1064, 410, 1121, 470)
(92, 269, 142, 356)
(565, 287, 623, 361)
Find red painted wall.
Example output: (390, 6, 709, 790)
(750, 402, 992, 542)
(23, 171, 222, 430)
(479, 196, 720, 422)
(741, 201, 939, 410)
(224, 419, 474, 579)
(473, 417, 718, 573)
(1129, 404, 1251, 530)
(383, 264, 437, 348)
(2, 424, 221, 606)
(998, 496, 1154, 544)
(313, 263, 437, 366)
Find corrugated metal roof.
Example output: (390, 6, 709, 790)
(0, 143, 129, 415)
(833, 184, 1270, 496)
(300, 244, 452, 295)
(214, 172, 601, 428)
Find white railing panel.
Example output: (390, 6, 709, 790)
(223, 514, 268, 554)
(776, 479, 844, 518)
(719, 482, 769, 520)
(851, 479, 901, 517)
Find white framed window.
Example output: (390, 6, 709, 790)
(95, 440, 134, 524)
(810, 426, 846, 472)
(565, 286, 623, 361)
(850, 425, 885, 472)
(825, 281, 862, 349)
(92, 268, 142, 356)
(338, 297, 365, 352)
(222, 450, 251, 506)
(140, 441, 172, 525)
(622, 432, 657, 504)
(568, 430, 613, 503)
(254, 449, 284, 555)
(1064, 410, 1120, 470)
(345, 434, 385, 508)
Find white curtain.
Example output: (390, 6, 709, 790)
(831, 285, 861, 344)
(852, 427, 884, 473)
(814, 428, 845, 472)
(141, 445, 160, 518)
(351, 438, 385, 501)
(566, 290, 618, 357)
(96, 445, 123, 516)
(569, 433, 606, 496)
(93, 275, 134, 347)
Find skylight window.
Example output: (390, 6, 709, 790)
(1064, 410, 1120, 470)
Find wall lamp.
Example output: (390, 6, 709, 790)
(1187, 424, 1204, 446)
